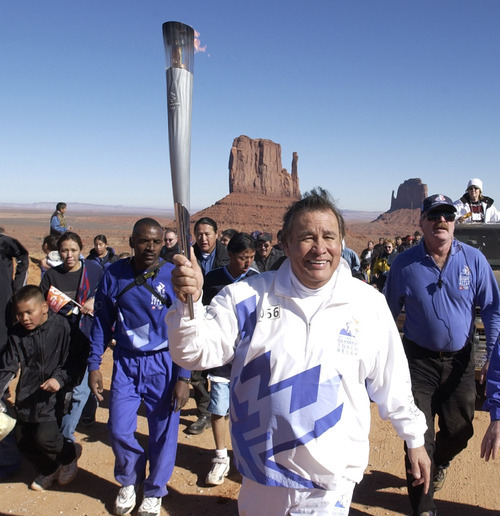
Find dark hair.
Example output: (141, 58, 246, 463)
(58, 231, 83, 251)
(42, 234, 59, 252)
(94, 234, 108, 245)
(360, 259, 371, 270)
(14, 285, 45, 305)
(221, 228, 238, 240)
(227, 232, 256, 254)
(194, 217, 217, 233)
(281, 187, 345, 244)
(56, 202, 67, 211)
(132, 218, 163, 235)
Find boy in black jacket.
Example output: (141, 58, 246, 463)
(0, 285, 80, 491)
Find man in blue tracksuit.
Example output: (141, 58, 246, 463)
(88, 218, 190, 516)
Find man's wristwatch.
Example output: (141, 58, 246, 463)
(177, 376, 191, 384)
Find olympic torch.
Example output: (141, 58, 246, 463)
(163, 21, 194, 317)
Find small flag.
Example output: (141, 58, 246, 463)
(47, 286, 78, 313)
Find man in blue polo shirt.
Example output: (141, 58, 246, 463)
(385, 194, 500, 516)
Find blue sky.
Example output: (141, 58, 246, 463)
(1, 1, 499, 212)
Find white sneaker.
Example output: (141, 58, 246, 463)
(138, 496, 162, 516)
(30, 467, 61, 491)
(114, 485, 136, 515)
(58, 442, 82, 485)
(205, 456, 230, 485)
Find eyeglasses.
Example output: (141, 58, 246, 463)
(257, 242, 270, 249)
(384, 246, 393, 250)
(165, 238, 176, 242)
(426, 212, 455, 222)
(468, 186, 480, 191)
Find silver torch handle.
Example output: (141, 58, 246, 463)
(163, 21, 195, 318)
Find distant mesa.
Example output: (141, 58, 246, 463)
(388, 178, 427, 212)
(371, 178, 427, 228)
(229, 135, 300, 198)
(193, 135, 300, 237)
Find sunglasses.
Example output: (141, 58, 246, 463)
(426, 212, 455, 222)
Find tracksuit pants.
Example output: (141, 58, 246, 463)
(108, 349, 180, 498)
(238, 476, 355, 515)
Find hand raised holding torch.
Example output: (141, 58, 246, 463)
(163, 21, 195, 317)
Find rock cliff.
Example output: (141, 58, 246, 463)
(388, 178, 427, 212)
(228, 135, 300, 198)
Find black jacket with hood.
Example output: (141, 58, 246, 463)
(0, 312, 72, 423)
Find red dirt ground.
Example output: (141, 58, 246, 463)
(0, 208, 498, 516)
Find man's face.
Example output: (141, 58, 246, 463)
(468, 186, 481, 203)
(367, 241, 374, 250)
(256, 239, 272, 259)
(420, 209, 455, 247)
(16, 298, 49, 331)
(164, 231, 178, 249)
(130, 224, 163, 270)
(229, 249, 255, 277)
(283, 209, 342, 289)
(195, 224, 217, 254)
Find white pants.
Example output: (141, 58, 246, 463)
(238, 476, 356, 516)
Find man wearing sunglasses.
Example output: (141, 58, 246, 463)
(454, 178, 500, 223)
(384, 194, 500, 516)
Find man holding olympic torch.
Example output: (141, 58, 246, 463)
(166, 188, 430, 515)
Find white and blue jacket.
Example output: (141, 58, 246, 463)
(167, 259, 425, 490)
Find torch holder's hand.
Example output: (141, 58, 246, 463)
(171, 251, 203, 305)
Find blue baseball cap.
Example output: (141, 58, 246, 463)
(421, 194, 457, 215)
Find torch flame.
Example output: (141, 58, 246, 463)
(194, 30, 207, 53)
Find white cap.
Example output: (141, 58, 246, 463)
(467, 178, 483, 191)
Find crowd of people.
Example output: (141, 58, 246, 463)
(0, 189, 499, 516)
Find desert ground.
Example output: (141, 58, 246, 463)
(0, 208, 498, 516)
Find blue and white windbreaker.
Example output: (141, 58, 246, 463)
(167, 259, 425, 490)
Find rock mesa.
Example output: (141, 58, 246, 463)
(389, 178, 427, 212)
(229, 135, 300, 198)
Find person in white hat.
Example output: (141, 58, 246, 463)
(454, 178, 500, 223)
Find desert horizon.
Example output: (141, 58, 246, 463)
(0, 203, 420, 269)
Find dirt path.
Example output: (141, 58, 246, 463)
(1, 346, 498, 515)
